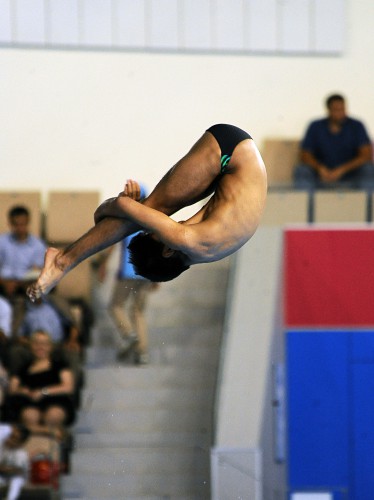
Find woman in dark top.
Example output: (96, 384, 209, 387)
(6, 330, 75, 428)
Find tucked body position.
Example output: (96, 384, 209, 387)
(27, 124, 267, 300)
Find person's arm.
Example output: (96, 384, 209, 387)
(300, 149, 326, 172)
(298, 121, 331, 178)
(317, 143, 372, 183)
(300, 148, 334, 182)
(64, 325, 81, 353)
(8, 375, 32, 397)
(93, 197, 127, 224)
(38, 368, 74, 397)
(0, 463, 25, 477)
(94, 180, 144, 224)
(115, 196, 189, 250)
(336, 144, 372, 174)
(0, 329, 9, 346)
(24, 423, 64, 441)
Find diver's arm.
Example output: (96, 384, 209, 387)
(116, 196, 188, 250)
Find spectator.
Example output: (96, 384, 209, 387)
(294, 94, 374, 190)
(100, 236, 158, 365)
(0, 206, 46, 335)
(0, 296, 12, 339)
(9, 295, 82, 376)
(97, 185, 158, 365)
(0, 423, 30, 500)
(4, 330, 76, 431)
(0, 296, 12, 369)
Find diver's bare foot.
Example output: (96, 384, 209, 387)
(26, 247, 65, 302)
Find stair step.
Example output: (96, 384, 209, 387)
(78, 386, 213, 411)
(74, 429, 211, 448)
(74, 407, 212, 433)
(85, 346, 219, 370)
(71, 446, 209, 474)
(83, 365, 217, 390)
(144, 306, 225, 328)
(147, 325, 223, 348)
(62, 470, 210, 498)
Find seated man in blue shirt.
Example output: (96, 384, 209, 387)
(294, 94, 374, 190)
(0, 205, 46, 334)
(0, 206, 46, 290)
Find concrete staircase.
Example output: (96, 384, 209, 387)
(61, 259, 231, 500)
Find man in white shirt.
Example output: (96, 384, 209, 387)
(0, 424, 30, 500)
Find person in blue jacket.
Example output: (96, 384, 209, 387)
(99, 185, 157, 365)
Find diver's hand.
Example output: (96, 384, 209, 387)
(120, 180, 141, 201)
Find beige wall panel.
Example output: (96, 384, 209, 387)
(46, 191, 100, 243)
(314, 191, 367, 223)
(261, 191, 308, 225)
(261, 139, 299, 187)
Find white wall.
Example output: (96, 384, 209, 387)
(214, 227, 286, 498)
(2, 0, 374, 205)
(215, 228, 284, 448)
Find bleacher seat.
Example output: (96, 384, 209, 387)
(261, 139, 299, 187)
(45, 191, 100, 244)
(313, 191, 367, 223)
(261, 191, 309, 225)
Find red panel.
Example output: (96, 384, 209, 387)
(285, 228, 374, 326)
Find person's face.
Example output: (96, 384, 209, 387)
(327, 100, 346, 124)
(30, 333, 52, 359)
(9, 214, 29, 241)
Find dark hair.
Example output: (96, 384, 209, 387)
(8, 205, 30, 219)
(325, 93, 345, 108)
(128, 232, 190, 282)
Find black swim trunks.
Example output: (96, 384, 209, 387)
(206, 124, 252, 173)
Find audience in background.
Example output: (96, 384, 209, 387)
(0, 202, 93, 495)
(294, 94, 374, 190)
(8, 295, 82, 384)
(0, 423, 30, 500)
(0, 206, 46, 335)
(4, 330, 76, 432)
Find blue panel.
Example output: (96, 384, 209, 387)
(351, 364, 374, 500)
(286, 330, 350, 490)
(351, 330, 374, 363)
